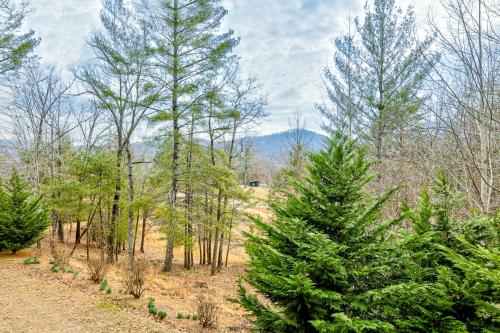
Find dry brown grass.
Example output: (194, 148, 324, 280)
(0, 187, 271, 332)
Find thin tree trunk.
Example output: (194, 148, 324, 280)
(133, 208, 141, 257)
(126, 146, 135, 267)
(108, 146, 123, 263)
(140, 210, 148, 253)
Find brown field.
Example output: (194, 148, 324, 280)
(0, 187, 273, 333)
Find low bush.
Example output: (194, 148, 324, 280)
(87, 258, 107, 283)
(23, 257, 40, 265)
(196, 293, 220, 328)
(149, 306, 158, 316)
(100, 278, 108, 291)
(106, 287, 112, 294)
(192, 315, 198, 321)
(122, 258, 150, 299)
(176, 313, 183, 319)
(158, 311, 167, 320)
(185, 313, 191, 320)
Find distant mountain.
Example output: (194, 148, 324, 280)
(112, 130, 328, 164)
(247, 129, 327, 161)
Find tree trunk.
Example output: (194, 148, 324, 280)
(108, 147, 123, 263)
(163, 0, 180, 272)
(140, 210, 147, 253)
(126, 146, 135, 267)
(210, 188, 223, 275)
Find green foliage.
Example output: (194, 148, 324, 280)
(149, 306, 158, 316)
(177, 313, 183, 319)
(240, 132, 499, 332)
(395, 175, 500, 332)
(50, 265, 60, 273)
(0, 170, 51, 253)
(106, 288, 112, 294)
(158, 311, 167, 320)
(0, 1, 39, 76)
(100, 278, 108, 291)
(192, 314, 198, 321)
(23, 257, 40, 265)
(239, 132, 401, 332)
(185, 313, 191, 319)
(147, 297, 168, 319)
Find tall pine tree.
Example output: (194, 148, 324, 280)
(320, 0, 436, 159)
(145, 0, 238, 272)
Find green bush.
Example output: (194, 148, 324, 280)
(158, 311, 167, 320)
(100, 278, 108, 291)
(192, 315, 198, 321)
(176, 313, 183, 319)
(23, 257, 40, 265)
(72, 271, 79, 279)
(50, 265, 60, 273)
(106, 288, 112, 294)
(185, 313, 190, 320)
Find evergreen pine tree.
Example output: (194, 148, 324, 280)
(319, 0, 436, 159)
(238, 132, 402, 332)
(0, 170, 50, 254)
(397, 172, 500, 331)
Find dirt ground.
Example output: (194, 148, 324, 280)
(0, 250, 251, 333)
(0, 188, 272, 333)
(0, 252, 165, 333)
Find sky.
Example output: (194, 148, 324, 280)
(25, 0, 436, 135)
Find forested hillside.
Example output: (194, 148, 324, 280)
(0, 0, 498, 332)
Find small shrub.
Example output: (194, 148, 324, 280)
(196, 293, 220, 328)
(177, 313, 183, 319)
(51, 243, 69, 268)
(158, 311, 167, 320)
(147, 297, 157, 316)
(88, 258, 107, 283)
(192, 315, 198, 321)
(185, 314, 191, 320)
(72, 271, 79, 279)
(63, 267, 74, 273)
(122, 258, 150, 299)
(106, 288, 112, 294)
(23, 257, 40, 265)
(50, 265, 60, 273)
(100, 278, 108, 291)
